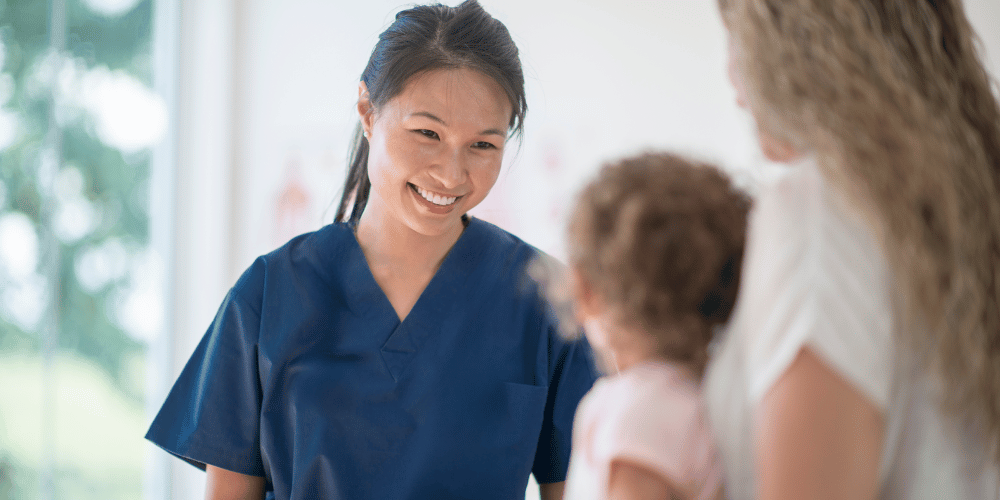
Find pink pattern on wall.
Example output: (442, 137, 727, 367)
(273, 155, 312, 246)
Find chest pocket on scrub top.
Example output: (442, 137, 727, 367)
(488, 381, 549, 456)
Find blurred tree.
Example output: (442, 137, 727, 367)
(0, 0, 155, 498)
(1, 0, 153, 397)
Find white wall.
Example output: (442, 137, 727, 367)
(968, 0, 1000, 77)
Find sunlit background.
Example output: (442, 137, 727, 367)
(0, 0, 997, 498)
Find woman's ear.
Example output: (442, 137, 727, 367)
(357, 82, 374, 139)
(757, 127, 802, 163)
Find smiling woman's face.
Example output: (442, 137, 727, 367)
(358, 68, 512, 239)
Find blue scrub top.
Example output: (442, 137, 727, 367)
(146, 217, 598, 499)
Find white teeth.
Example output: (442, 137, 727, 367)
(415, 185, 458, 206)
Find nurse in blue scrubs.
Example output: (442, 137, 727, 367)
(145, 1, 597, 498)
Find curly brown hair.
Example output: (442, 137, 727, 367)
(567, 152, 751, 376)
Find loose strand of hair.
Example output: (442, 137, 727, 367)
(336, 122, 370, 224)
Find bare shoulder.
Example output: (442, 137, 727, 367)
(608, 459, 683, 500)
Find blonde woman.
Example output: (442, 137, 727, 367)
(704, 0, 1000, 499)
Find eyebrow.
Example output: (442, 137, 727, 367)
(409, 111, 507, 138)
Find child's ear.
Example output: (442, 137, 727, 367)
(570, 268, 603, 322)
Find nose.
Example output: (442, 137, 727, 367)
(429, 147, 467, 189)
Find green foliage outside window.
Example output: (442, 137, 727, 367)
(0, 0, 157, 498)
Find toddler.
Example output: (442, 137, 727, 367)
(560, 152, 749, 500)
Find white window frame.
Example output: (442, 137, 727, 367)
(147, 0, 244, 498)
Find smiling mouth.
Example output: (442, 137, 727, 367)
(409, 183, 461, 207)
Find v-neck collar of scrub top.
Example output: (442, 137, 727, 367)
(333, 215, 485, 381)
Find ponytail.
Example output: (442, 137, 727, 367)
(335, 123, 371, 223)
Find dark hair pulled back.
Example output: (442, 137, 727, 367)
(335, 0, 527, 223)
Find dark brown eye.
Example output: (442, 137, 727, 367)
(416, 129, 439, 139)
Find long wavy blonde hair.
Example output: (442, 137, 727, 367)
(720, 0, 1000, 463)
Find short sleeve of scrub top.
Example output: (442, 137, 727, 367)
(145, 217, 599, 499)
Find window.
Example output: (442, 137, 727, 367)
(0, 1, 164, 498)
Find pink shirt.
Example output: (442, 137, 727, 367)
(564, 361, 723, 500)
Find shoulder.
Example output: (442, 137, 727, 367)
(583, 364, 703, 438)
(265, 222, 355, 264)
(467, 216, 546, 266)
(744, 157, 888, 302)
(464, 217, 556, 297)
(591, 363, 719, 488)
(617, 363, 703, 427)
(747, 160, 822, 254)
(740, 159, 894, 408)
(230, 223, 356, 310)
(751, 158, 882, 266)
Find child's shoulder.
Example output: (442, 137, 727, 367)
(578, 361, 719, 489)
(581, 361, 705, 438)
(616, 361, 702, 412)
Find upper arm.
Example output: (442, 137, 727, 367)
(539, 480, 565, 500)
(755, 347, 884, 500)
(145, 282, 267, 475)
(607, 460, 683, 500)
(205, 465, 265, 500)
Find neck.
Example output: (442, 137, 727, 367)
(602, 323, 661, 374)
(607, 342, 658, 373)
(354, 202, 464, 276)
